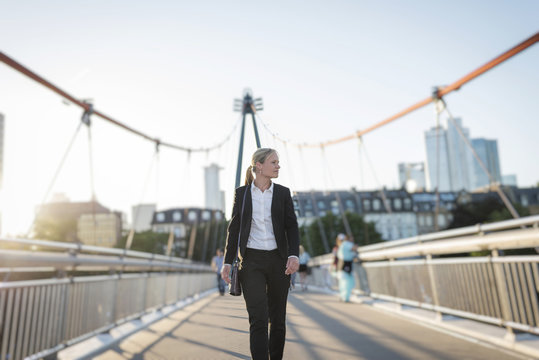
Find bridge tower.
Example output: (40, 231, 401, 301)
(233, 88, 263, 188)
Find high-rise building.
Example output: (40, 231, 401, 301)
(502, 174, 518, 187)
(131, 204, 156, 232)
(471, 138, 502, 189)
(204, 163, 225, 213)
(424, 117, 474, 192)
(398, 162, 426, 192)
(425, 126, 452, 191)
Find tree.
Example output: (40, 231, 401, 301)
(449, 197, 530, 229)
(32, 217, 78, 243)
(116, 231, 170, 254)
(300, 211, 383, 256)
(448, 198, 532, 256)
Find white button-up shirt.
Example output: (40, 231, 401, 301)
(247, 181, 278, 250)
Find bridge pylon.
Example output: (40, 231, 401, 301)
(233, 88, 263, 188)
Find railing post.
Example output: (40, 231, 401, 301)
(426, 254, 442, 321)
(491, 249, 515, 341)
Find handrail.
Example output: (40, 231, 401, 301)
(358, 214, 539, 253)
(358, 227, 539, 261)
(0, 236, 195, 264)
(0, 249, 212, 275)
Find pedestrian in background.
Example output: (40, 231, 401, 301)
(298, 245, 311, 291)
(211, 248, 226, 296)
(337, 234, 358, 302)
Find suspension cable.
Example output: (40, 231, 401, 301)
(319, 146, 353, 239)
(125, 148, 159, 250)
(297, 147, 330, 253)
(0, 51, 241, 153)
(438, 98, 520, 219)
(434, 100, 443, 231)
(248, 32, 538, 148)
(26, 122, 84, 237)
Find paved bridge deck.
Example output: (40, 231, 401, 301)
(86, 291, 523, 360)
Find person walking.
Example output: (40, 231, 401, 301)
(298, 245, 311, 291)
(211, 248, 226, 296)
(221, 148, 300, 360)
(337, 234, 358, 302)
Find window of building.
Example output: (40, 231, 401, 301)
(363, 199, 371, 211)
(172, 211, 182, 222)
(373, 199, 381, 211)
(214, 212, 222, 220)
(404, 198, 412, 210)
(521, 195, 529, 207)
(438, 214, 446, 227)
(426, 215, 433, 226)
(156, 212, 166, 222)
(174, 227, 183, 238)
(317, 200, 326, 210)
(202, 211, 211, 221)
(304, 199, 313, 210)
(305, 210, 314, 217)
(345, 199, 355, 211)
(418, 215, 425, 226)
(188, 211, 197, 222)
(393, 198, 402, 211)
(330, 200, 339, 215)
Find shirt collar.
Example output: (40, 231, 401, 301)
(251, 181, 274, 194)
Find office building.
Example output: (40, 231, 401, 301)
(425, 117, 474, 192)
(398, 162, 426, 192)
(502, 174, 518, 187)
(293, 189, 418, 241)
(152, 207, 225, 258)
(34, 197, 110, 242)
(471, 138, 502, 189)
(204, 163, 225, 213)
(77, 212, 122, 247)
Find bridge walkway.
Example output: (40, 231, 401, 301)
(89, 290, 524, 360)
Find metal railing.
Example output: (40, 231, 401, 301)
(309, 215, 539, 338)
(0, 237, 215, 360)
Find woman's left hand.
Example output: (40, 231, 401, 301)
(285, 257, 300, 275)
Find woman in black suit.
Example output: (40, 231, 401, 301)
(221, 148, 300, 360)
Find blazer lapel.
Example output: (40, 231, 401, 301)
(242, 186, 253, 243)
(271, 184, 279, 238)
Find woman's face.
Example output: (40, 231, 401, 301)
(257, 152, 280, 179)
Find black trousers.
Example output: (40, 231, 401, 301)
(239, 248, 290, 360)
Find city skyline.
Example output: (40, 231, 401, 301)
(0, 1, 538, 235)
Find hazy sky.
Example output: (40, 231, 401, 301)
(1, 1, 538, 235)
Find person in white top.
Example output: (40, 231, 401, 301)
(222, 148, 300, 360)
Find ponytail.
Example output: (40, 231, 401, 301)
(244, 148, 277, 186)
(244, 165, 254, 185)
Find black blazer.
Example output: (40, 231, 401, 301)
(224, 183, 300, 265)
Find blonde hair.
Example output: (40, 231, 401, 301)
(244, 148, 278, 185)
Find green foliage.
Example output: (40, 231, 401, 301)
(449, 198, 530, 229)
(116, 230, 170, 254)
(300, 211, 382, 256)
(32, 217, 78, 242)
(115, 220, 229, 260)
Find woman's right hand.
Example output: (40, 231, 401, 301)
(221, 264, 232, 284)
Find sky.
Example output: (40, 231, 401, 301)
(0, 0, 538, 236)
